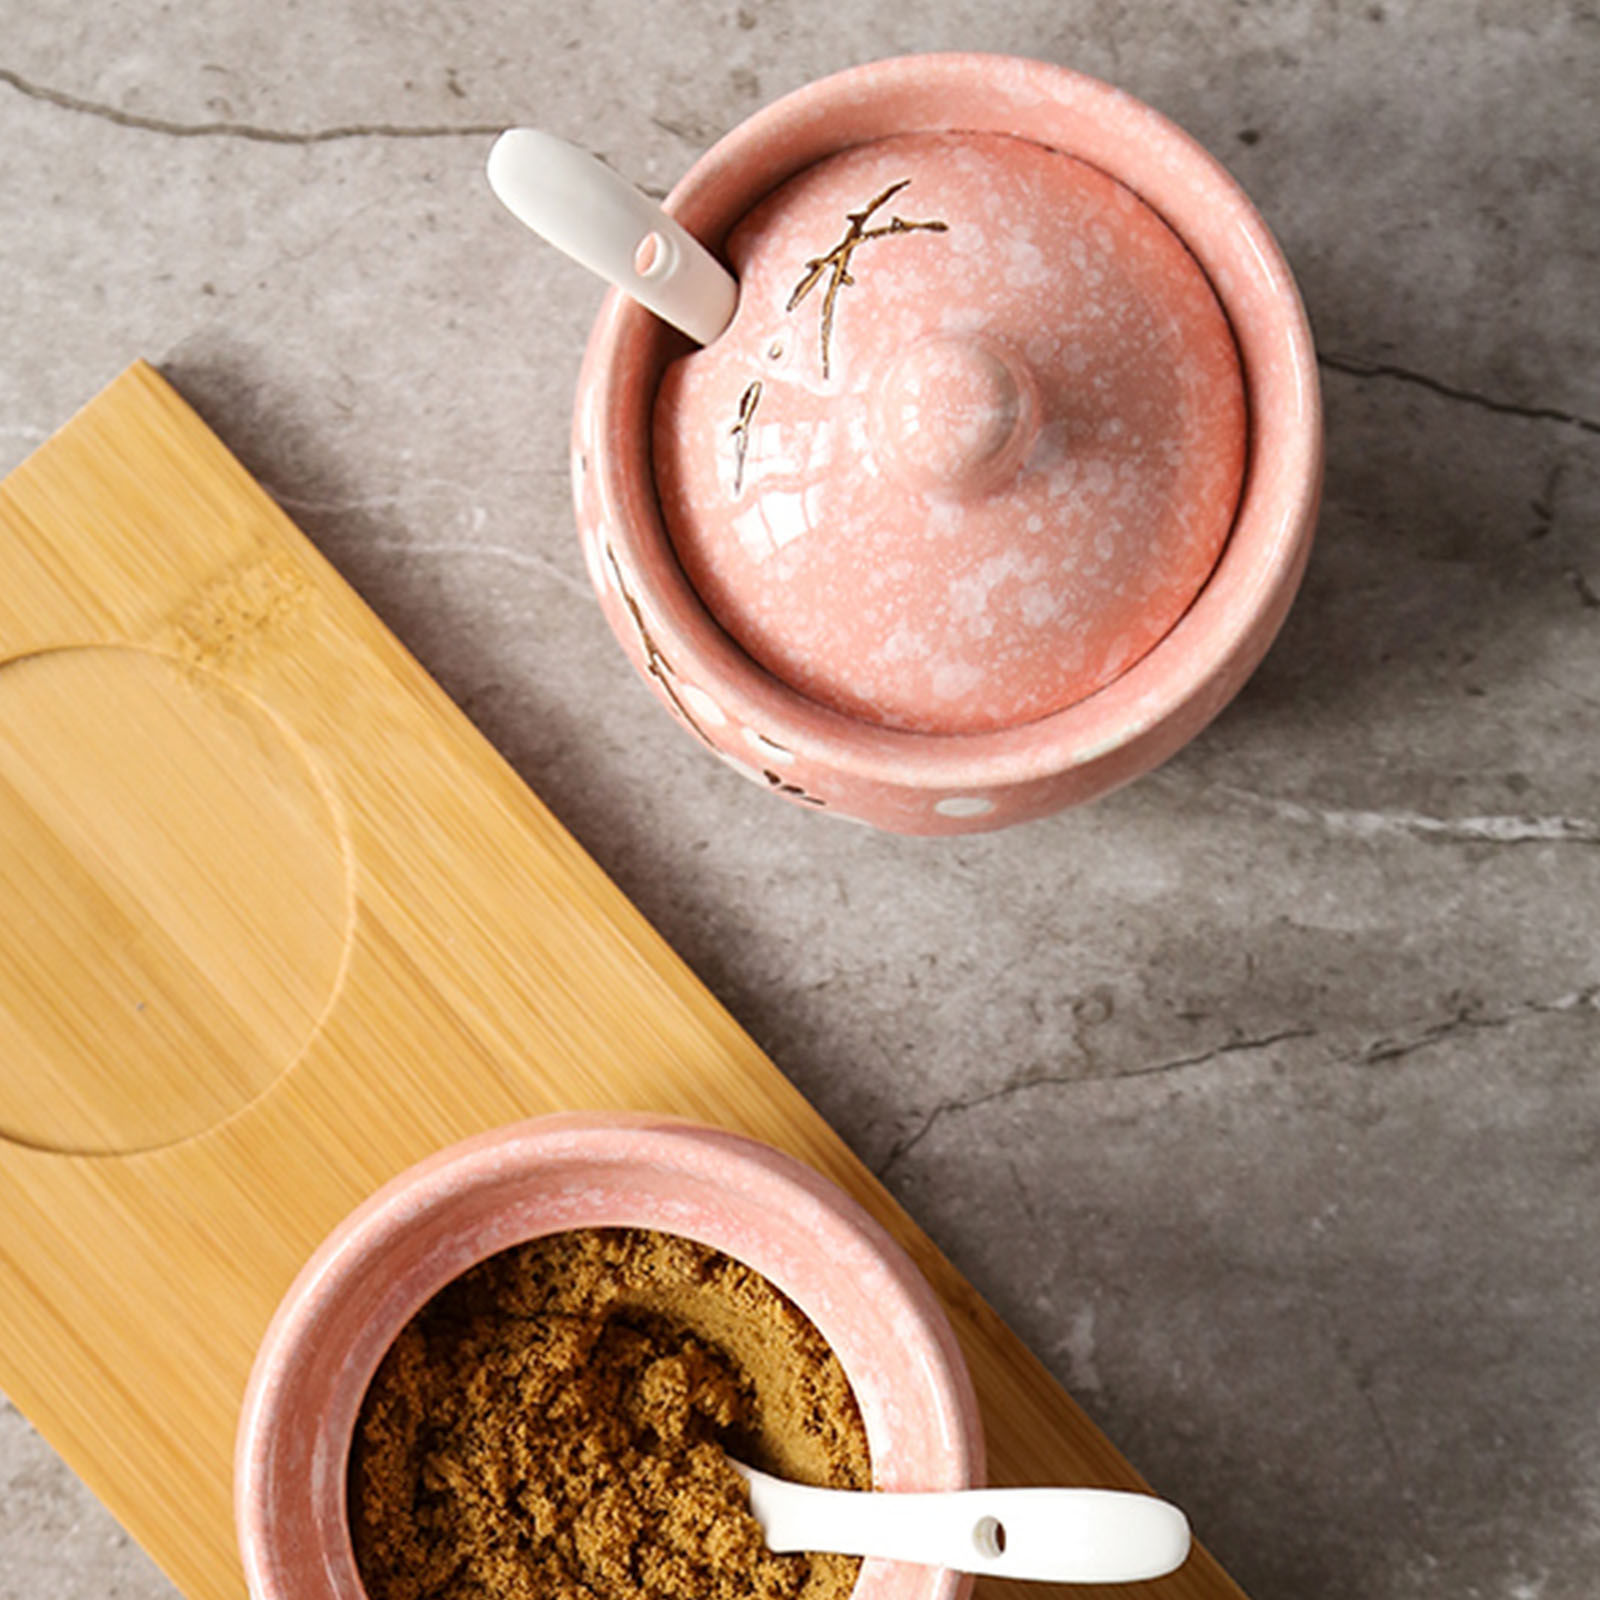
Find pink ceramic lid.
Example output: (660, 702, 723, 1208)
(653, 131, 1247, 735)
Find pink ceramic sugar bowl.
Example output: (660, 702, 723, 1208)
(234, 1113, 983, 1600)
(491, 54, 1322, 833)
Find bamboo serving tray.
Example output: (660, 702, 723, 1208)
(0, 364, 1245, 1600)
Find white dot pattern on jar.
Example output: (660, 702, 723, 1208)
(935, 795, 995, 818)
(742, 728, 797, 765)
(680, 683, 727, 726)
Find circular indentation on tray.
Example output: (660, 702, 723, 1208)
(0, 646, 353, 1155)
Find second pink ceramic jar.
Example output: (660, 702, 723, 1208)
(573, 53, 1322, 833)
(235, 1113, 982, 1600)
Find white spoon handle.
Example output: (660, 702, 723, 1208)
(740, 1469, 1190, 1585)
(486, 127, 737, 346)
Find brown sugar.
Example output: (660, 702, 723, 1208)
(349, 1227, 871, 1600)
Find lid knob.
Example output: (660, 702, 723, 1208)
(869, 334, 1041, 500)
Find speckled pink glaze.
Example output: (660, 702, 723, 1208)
(234, 1113, 982, 1600)
(573, 53, 1323, 833)
(654, 132, 1246, 736)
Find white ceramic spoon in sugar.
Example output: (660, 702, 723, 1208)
(734, 1461, 1191, 1585)
(486, 127, 737, 346)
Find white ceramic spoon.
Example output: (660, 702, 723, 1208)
(735, 1462, 1190, 1585)
(486, 127, 737, 346)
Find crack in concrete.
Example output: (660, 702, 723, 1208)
(877, 1081, 1060, 1179)
(0, 65, 502, 143)
(1527, 459, 1566, 541)
(1569, 568, 1600, 610)
(877, 987, 1600, 1177)
(1005, 1157, 1040, 1226)
(1359, 1378, 1404, 1476)
(1120, 1025, 1317, 1079)
(1319, 351, 1600, 437)
(1210, 784, 1600, 846)
(1356, 985, 1600, 1066)
(1325, 1322, 1410, 1492)
(877, 1025, 1314, 1178)
(1533, 671, 1600, 714)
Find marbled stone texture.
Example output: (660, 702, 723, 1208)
(1, 4, 1597, 1599)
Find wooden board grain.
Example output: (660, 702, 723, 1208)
(0, 363, 1246, 1600)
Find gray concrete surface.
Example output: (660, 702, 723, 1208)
(2, 3, 1597, 1598)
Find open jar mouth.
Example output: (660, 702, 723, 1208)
(234, 1114, 982, 1600)
(574, 52, 1322, 804)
